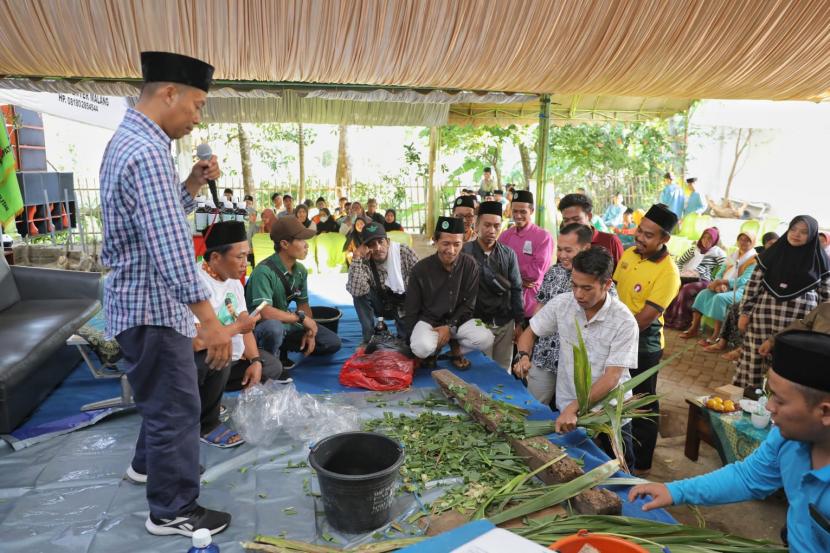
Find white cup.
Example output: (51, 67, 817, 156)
(751, 412, 771, 429)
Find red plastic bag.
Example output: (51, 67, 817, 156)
(339, 347, 417, 391)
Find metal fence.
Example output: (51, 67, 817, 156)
(65, 174, 434, 241)
(553, 174, 662, 215)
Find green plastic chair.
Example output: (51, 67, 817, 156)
(740, 219, 761, 239)
(387, 230, 412, 248)
(251, 233, 274, 267)
(760, 217, 781, 237)
(695, 214, 713, 238)
(314, 232, 348, 273)
(667, 236, 693, 258)
(678, 213, 700, 239)
(304, 236, 318, 274)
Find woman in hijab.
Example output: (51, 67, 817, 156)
(294, 204, 317, 232)
(680, 231, 757, 344)
(315, 207, 340, 234)
(667, 227, 726, 331)
(734, 215, 830, 388)
(384, 209, 404, 232)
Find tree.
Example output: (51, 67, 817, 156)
(437, 125, 515, 189)
(297, 122, 306, 201)
(237, 123, 255, 197)
(723, 128, 754, 201)
(335, 124, 351, 199)
(251, 123, 316, 199)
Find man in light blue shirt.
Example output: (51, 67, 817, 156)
(658, 171, 685, 219)
(602, 192, 627, 228)
(684, 177, 707, 216)
(629, 330, 830, 552)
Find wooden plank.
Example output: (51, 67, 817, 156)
(432, 370, 621, 515)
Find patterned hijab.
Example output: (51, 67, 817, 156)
(758, 215, 830, 300)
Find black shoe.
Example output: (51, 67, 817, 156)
(126, 464, 206, 485)
(280, 353, 295, 370)
(145, 504, 230, 537)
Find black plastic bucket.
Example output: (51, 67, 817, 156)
(311, 305, 342, 333)
(308, 431, 404, 533)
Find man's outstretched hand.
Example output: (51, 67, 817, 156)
(628, 483, 674, 511)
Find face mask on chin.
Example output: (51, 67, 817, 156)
(320, 216, 329, 222)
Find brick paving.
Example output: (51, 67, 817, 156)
(657, 327, 737, 436)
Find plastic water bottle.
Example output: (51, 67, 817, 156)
(187, 528, 219, 553)
(374, 316, 389, 334)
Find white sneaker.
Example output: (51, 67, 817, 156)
(125, 464, 147, 484)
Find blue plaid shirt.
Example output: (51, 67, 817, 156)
(100, 108, 209, 339)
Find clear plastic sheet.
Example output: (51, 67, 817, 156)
(230, 381, 361, 446)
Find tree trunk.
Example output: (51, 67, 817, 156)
(335, 124, 352, 199)
(518, 142, 537, 189)
(297, 122, 306, 202)
(488, 145, 502, 189)
(237, 123, 255, 197)
(723, 128, 753, 201)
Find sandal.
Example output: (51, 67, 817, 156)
(420, 355, 437, 369)
(679, 329, 699, 339)
(448, 355, 471, 371)
(697, 338, 714, 347)
(722, 349, 741, 362)
(703, 341, 726, 353)
(200, 423, 245, 449)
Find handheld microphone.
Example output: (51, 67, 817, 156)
(196, 143, 220, 208)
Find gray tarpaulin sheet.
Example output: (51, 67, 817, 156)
(0, 388, 457, 553)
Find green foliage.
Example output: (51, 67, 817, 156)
(234, 122, 319, 183)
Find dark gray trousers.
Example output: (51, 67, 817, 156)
(117, 326, 200, 519)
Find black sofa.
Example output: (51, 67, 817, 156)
(0, 255, 101, 433)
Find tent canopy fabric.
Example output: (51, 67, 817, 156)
(1, 0, 829, 102)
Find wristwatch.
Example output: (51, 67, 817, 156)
(295, 310, 306, 324)
(249, 356, 262, 365)
(513, 351, 531, 365)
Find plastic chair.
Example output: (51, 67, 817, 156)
(314, 232, 348, 273)
(740, 219, 761, 239)
(387, 230, 412, 248)
(667, 236, 693, 258)
(251, 233, 274, 267)
(760, 217, 781, 237)
(304, 235, 318, 274)
(678, 212, 700, 239)
(695, 214, 713, 238)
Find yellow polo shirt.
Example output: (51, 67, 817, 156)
(613, 246, 681, 352)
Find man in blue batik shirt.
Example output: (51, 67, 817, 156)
(630, 330, 830, 552)
(101, 51, 237, 538)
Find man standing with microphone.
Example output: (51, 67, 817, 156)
(100, 51, 237, 537)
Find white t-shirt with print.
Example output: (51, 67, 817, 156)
(195, 264, 247, 361)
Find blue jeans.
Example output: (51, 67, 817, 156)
(353, 289, 407, 342)
(254, 319, 341, 357)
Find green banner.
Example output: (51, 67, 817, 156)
(0, 122, 21, 228)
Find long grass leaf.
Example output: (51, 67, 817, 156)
(487, 460, 619, 524)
